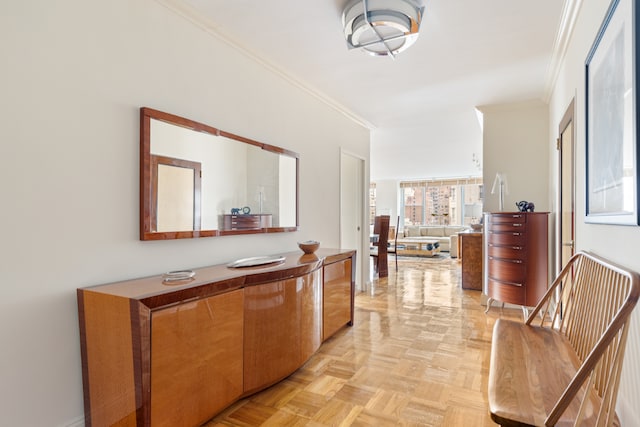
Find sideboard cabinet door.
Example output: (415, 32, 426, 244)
(323, 258, 353, 340)
(151, 289, 244, 427)
(243, 270, 322, 394)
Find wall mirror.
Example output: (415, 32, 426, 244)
(140, 107, 299, 240)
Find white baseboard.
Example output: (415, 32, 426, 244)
(64, 415, 85, 427)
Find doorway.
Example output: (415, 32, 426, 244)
(151, 154, 202, 232)
(557, 99, 576, 274)
(340, 150, 365, 292)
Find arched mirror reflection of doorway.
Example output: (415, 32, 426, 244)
(151, 155, 202, 233)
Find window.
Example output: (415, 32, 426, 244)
(400, 178, 483, 226)
(403, 186, 425, 225)
(369, 183, 376, 225)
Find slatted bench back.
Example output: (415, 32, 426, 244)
(527, 252, 640, 426)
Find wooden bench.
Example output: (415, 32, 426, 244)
(489, 251, 639, 426)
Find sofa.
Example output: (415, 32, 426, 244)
(396, 225, 468, 257)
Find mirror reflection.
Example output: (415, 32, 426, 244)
(140, 107, 299, 240)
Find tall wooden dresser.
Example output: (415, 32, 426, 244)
(222, 213, 272, 230)
(484, 212, 550, 311)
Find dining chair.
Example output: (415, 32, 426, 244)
(370, 215, 389, 277)
(387, 216, 399, 271)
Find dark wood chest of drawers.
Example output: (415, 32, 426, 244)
(484, 212, 549, 307)
(222, 214, 272, 230)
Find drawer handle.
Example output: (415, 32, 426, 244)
(512, 223, 523, 227)
(490, 277, 524, 287)
(487, 244, 522, 250)
(512, 214, 523, 218)
(512, 232, 522, 236)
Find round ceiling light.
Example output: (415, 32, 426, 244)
(342, 0, 425, 57)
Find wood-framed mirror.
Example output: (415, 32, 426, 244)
(140, 107, 299, 240)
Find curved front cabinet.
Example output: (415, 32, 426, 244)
(243, 270, 322, 394)
(151, 290, 244, 427)
(77, 249, 354, 427)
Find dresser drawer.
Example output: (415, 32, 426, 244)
(487, 231, 526, 246)
(223, 214, 261, 230)
(487, 278, 526, 305)
(487, 213, 526, 224)
(489, 222, 526, 233)
(229, 215, 259, 224)
(488, 256, 525, 283)
(487, 244, 525, 259)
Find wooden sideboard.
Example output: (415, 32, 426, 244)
(459, 231, 483, 290)
(222, 213, 272, 230)
(484, 212, 549, 310)
(77, 249, 355, 427)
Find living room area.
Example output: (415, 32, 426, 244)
(370, 177, 483, 257)
(367, 95, 550, 279)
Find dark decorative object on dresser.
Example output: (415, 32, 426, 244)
(515, 200, 535, 212)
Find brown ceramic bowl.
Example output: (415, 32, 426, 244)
(298, 240, 320, 254)
(470, 223, 483, 231)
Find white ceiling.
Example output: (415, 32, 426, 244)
(170, 0, 568, 180)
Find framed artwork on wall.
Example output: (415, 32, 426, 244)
(585, 0, 640, 225)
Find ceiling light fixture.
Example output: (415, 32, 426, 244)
(342, 0, 425, 57)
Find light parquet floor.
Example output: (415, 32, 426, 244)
(205, 255, 522, 426)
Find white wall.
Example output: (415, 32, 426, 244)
(374, 179, 400, 225)
(370, 109, 483, 181)
(547, 0, 639, 423)
(480, 100, 550, 213)
(0, 1, 369, 426)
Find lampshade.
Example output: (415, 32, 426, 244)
(342, 0, 425, 57)
(491, 172, 509, 211)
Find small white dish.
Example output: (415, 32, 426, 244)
(162, 270, 196, 282)
(227, 255, 286, 268)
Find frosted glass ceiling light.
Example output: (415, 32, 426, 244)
(342, 0, 425, 57)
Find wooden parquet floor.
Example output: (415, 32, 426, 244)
(205, 255, 521, 426)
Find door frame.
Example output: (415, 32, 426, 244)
(556, 98, 576, 276)
(340, 149, 367, 292)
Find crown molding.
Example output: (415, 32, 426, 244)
(476, 98, 547, 113)
(154, 0, 376, 130)
(543, 0, 584, 102)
